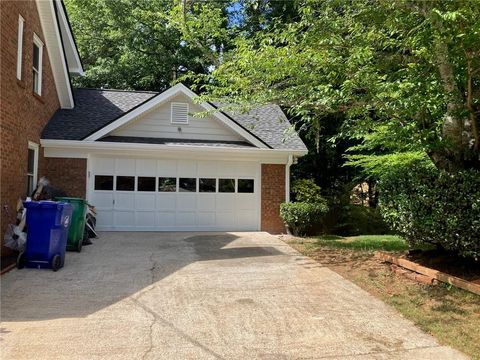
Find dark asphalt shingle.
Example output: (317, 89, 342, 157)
(42, 88, 307, 151)
(220, 104, 307, 151)
(42, 89, 157, 140)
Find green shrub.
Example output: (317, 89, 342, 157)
(379, 166, 480, 259)
(281, 179, 329, 236)
(280, 202, 329, 236)
(334, 204, 391, 236)
(291, 179, 325, 203)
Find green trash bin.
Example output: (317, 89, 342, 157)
(55, 197, 87, 252)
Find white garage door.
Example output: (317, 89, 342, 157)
(89, 157, 260, 231)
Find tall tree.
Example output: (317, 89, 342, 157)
(64, 0, 230, 91)
(190, 0, 479, 172)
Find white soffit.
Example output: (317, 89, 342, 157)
(35, 0, 74, 108)
(54, 0, 84, 75)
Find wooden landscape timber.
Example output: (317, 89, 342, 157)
(375, 251, 480, 296)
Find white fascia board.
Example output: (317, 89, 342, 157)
(35, 0, 74, 109)
(54, 0, 84, 75)
(40, 139, 307, 162)
(84, 85, 179, 140)
(84, 83, 268, 148)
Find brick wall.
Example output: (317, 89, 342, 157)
(261, 164, 286, 234)
(1, 0, 60, 255)
(45, 158, 87, 199)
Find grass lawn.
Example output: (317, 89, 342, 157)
(313, 234, 409, 252)
(282, 234, 480, 359)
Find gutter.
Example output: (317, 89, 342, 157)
(285, 154, 294, 203)
(40, 139, 309, 157)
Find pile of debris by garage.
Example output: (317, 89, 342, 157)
(4, 177, 97, 272)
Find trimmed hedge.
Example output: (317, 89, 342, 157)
(379, 166, 480, 259)
(280, 202, 329, 236)
(281, 179, 329, 236)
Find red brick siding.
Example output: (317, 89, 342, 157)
(45, 158, 87, 199)
(1, 0, 60, 255)
(261, 164, 286, 234)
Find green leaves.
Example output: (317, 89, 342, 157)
(66, 0, 479, 170)
(281, 179, 329, 236)
(64, 0, 228, 90)
(379, 164, 480, 259)
(280, 202, 329, 236)
(190, 0, 479, 171)
(291, 179, 327, 204)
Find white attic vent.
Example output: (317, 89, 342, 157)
(171, 102, 189, 124)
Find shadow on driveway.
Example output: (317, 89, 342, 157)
(1, 232, 282, 322)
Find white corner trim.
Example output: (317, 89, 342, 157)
(84, 83, 268, 148)
(86, 154, 91, 202)
(285, 154, 293, 203)
(16, 15, 25, 80)
(28, 141, 40, 190)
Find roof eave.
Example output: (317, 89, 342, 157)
(35, 0, 75, 109)
(55, 0, 84, 75)
(40, 138, 308, 157)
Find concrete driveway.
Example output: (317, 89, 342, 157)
(1, 232, 465, 359)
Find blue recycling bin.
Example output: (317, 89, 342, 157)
(18, 201, 72, 271)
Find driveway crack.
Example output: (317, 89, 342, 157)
(139, 252, 158, 360)
(131, 296, 225, 360)
(148, 252, 157, 285)
(134, 252, 224, 360)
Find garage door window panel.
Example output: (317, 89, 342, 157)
(219, 179, 235, 193)
(238, 179, 254, 193)
(95, 175, 114, 191)
(179, 178, 196, 192)
(199, 178, 216, 193)
(159, 177, 177, 192)
(116, 176, 135, 191)
(137, 177, 156, 192)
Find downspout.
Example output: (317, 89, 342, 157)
(285, 154, 294, 203)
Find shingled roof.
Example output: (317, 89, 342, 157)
(42, 88, 307, 151)
(42, 88, 157, 140)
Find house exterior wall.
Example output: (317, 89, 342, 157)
(45, 158, 87, 199)
(261, 164, 286, 234)
(111, 94, 244, 142)
(1, 0, 60, 255)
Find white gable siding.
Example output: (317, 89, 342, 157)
(111, 94, 245, 142)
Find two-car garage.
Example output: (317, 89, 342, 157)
(89, 156, 260, 231)
(42, 83, 308, 233)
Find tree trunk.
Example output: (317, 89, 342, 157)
(433, 37, 467, 171)
(367, 180, 378, 208)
